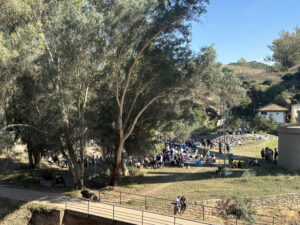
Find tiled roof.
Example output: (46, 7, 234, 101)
(257, 103, 288, 112)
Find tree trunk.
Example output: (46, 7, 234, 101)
(33, 146, 41, 169)
(27, 147, 34, 168)
(110, 139, 124, 186)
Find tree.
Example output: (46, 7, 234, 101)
(2, 0, 104, 188)
(268, 26, 300, 67)
(1, 0, 214, 188)
(96, 0, 210, 186)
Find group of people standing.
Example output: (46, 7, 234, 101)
(261, 147, 278, 162)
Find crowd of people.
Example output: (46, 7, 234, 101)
(261, 147, 278, 162)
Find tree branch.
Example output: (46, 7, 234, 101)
(115, 45, 125, 107)
(119, 27, 166, 110)
(123, 93, 166, 141)
(1, 124, 49, 135)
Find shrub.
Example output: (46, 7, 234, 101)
(228, 116, 243, 130)
(251, 115, 278, 135)
(262, 80, 273, 85)
(267, 64, 288, 72)
(282, 73, 293, 81)
(217, 196, 256, 225)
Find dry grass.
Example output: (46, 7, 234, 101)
(0, 197, 55, 225)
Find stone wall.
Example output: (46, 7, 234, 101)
(197, 192, 300, 209)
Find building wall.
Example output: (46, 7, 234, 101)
(278, 126, 300, 170)
(258, 111, 285, 123)
(291, 104, 300, 123)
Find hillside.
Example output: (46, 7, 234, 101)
(227, 64, 300, 86)
(229, 60, 271, 70)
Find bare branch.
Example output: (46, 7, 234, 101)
(1, 124, 49, 135)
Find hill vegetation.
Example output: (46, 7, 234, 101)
(229, 58, 271, 70)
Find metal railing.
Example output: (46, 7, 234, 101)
(65, 197, 213, 225)
(97, 190, 278, 225)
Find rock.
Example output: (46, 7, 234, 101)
(81, 189, 99, 201)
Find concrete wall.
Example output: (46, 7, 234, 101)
(278, 125, 300, 170)
(258, 111, 285, 123)
(291, 104, 300, 123)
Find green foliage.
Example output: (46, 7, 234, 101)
(268, 26, 300, 67)
(251, 115, 278, 135)
(232, 195, 257, 224)
(229, 58, 270, 70)
(228, 116, 243, 131)
(266, 64, 289, 72)
(193, 108, 206, 126)
(0, 132, 15, 154)
(293, 92, 300, 102)
(282, 73, 293, 81)
(263, 84, 288, 106)
(274, 90, 289, 106)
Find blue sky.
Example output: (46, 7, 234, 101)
(191, 0, 300, 65)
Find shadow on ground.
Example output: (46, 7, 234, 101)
(120, 157, 300, 186)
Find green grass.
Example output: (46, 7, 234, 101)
(112, 135, 300, 203)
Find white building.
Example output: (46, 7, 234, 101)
(257, 103, 288, 123)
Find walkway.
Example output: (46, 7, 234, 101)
(0, 186, 213, 225)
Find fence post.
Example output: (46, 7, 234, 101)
(113, 205, 115, 220)
(174, 217, 176, 225)
(202, 205, 205, 221)
(88, 200, 90, 216)
(120, 192, 122, 205)
(65, 197, 67, 210)
(272, 217, 275, 225)
(235, 212, 237, 225)
(145, 196, 147, 209)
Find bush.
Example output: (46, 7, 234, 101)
(282, 73, 293, 81)
(251, 115, 278, 135)
(217, 196, 256, 224)
(228, 116, 243, 130)
(267, 64, 288, 72)
(232, 196, 257, 224)
(262, 80, 273, 85)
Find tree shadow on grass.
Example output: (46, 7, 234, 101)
(0, 159, 73, 192)
(0, 197, 25, 221)
(120, 159, 300, 186)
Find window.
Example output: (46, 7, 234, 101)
(276, 112, 279, 115)
(261, 112, 267, 115)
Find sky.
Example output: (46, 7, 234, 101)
(190, 0, 300, 65)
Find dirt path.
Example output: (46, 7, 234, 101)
(0, 186, 212, 225)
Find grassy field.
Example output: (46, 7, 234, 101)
(111, 135, 300, 202)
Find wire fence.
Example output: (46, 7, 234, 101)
(65, 197, 213, 225)
(97, 190, 278, 225)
